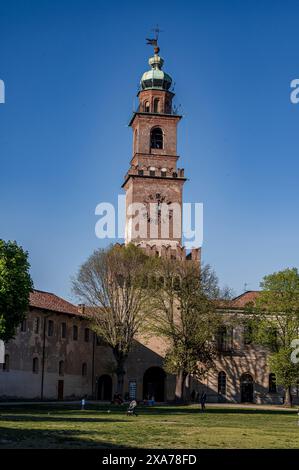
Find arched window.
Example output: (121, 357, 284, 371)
(218, 371, 226, 395)
(153, 98, 160, 113)
(269, 373, 277, 393)
(32, 357, 39, 374)
(144, 101, 150, 112)
(149, 166, 155, 177)
(161, 168, 167, 177)
(3, 354, 9, 372)
(150, 127, 163, 149)
(82, 363, 87, 377)
(59, 360, 64, 376)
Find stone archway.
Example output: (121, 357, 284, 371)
(143, 366, 166, 402)
(240, 373, 254, 403)
(97, 374, 112, 401)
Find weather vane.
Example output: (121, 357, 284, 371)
(146, 25, 164, 54)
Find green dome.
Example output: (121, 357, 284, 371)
(140, 54, 172, 91)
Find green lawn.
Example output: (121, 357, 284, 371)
(0, 404, 298, 449)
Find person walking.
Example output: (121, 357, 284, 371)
(200, 391, 207, 412)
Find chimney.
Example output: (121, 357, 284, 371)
(78, 303, 85, 315)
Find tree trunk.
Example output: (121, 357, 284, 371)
(116, 369, 125, 396)
(175, 369, 187, 403)
(184, 374, 191, 403)
(113, 349, 126, 397)
(284, 386, 293, 407)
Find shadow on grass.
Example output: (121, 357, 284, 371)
(134, 406, 297, 416)
(0, 415, 124, 423)
(0, 426, 131, 449)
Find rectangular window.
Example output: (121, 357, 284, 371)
(217, 326, 233, 352)
(138, 170, 144, 176)
(269, 373, 277, 393)
(3, 354, 10, 372)
(82, 363, 87, 376)
(32, 357, 39, 374)
(129, 380, 137, 400)
(20, 319, 27, 332)
(84, 328, 89, 342)
(61, 322, 67, 339)
(34, 317, 40, 334)
(244, 324, 253, 345)
(218, 372, 226, 395)
(149, 170, 155, 177)
(48, 320, 54, 337)
(73, 325, 78, 341)
(59, 360, 64, 376)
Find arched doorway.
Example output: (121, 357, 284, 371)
(97, 375, 112, 401)
(143, 367, 166, 402)
(240, 373, 254, 403)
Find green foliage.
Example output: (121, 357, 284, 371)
(245, 268, 299, 392)
(0, 240, 33, 341)
(269, 348, 299, 388)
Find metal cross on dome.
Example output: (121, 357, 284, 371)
(152, 25, 164, 41)
(146, 25, 164, 53)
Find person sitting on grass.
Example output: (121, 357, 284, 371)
(112, 393, 124, 405)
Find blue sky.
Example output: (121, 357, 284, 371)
(1, 0, 299, 301)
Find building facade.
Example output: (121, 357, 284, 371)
(1, 43, 298, 404)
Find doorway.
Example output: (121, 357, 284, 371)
(57, 380, 64, 400)
(143, 367, 166, 402)
(240, 373, 254, 403)
(97, 375, 112, 401)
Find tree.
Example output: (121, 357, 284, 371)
(147, 258, 223, 402)
(245, 268, 299, 406)
(73, 243, 153, 396)
(269, 348, 299, 404)
(0, 240, 33, 341)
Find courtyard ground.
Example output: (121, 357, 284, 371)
(0, 403, 298, 449)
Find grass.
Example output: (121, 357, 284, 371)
(0, 404, 298, 449)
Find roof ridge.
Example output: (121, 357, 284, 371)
(33, 288, 54, 295)
(232, 290, 260, 301)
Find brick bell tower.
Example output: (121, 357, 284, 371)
(123, 38, 200, 262)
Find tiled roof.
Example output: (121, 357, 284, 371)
(29, 290, 80, 316)
(230, 291, 260, 308)
(29, 288, 260, 316)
